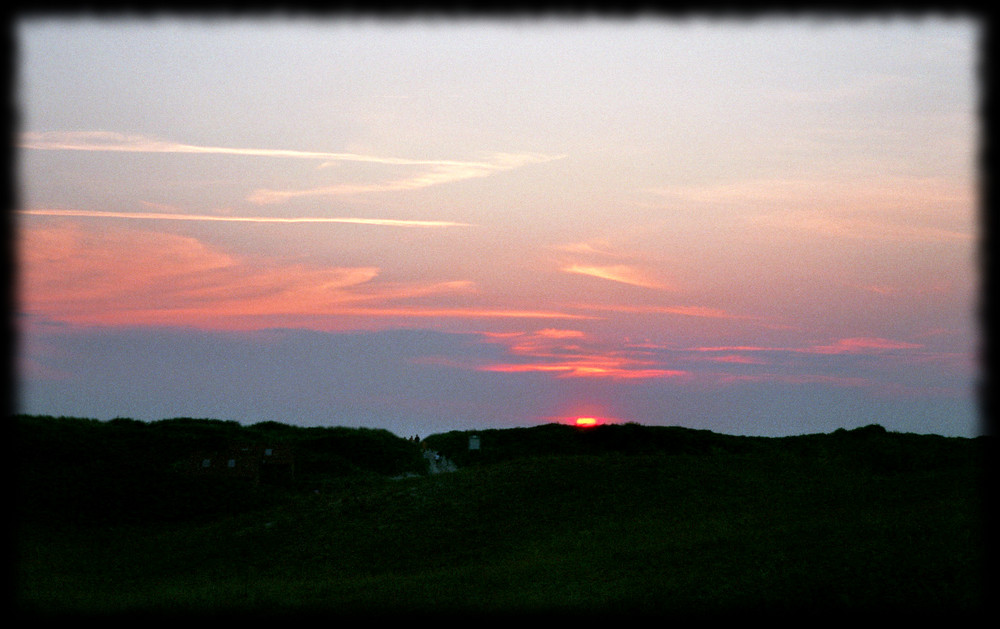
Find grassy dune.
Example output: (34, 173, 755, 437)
(15, 416, 988, 617)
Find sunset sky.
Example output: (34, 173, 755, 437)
(14, 16, 982, 438)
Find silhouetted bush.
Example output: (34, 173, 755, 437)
(15, 414, 426, 525)
(423, 422, 768, 466)
(291, 426, 426, 479)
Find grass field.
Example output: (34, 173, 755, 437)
(15, 417, 989, 618)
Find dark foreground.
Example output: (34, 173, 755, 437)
(15, 416, 989, 618)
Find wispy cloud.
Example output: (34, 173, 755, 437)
(644, 178, 825, 205)
(18, 222, 591, 330)
(645, 175, 973, 212)
(806, 337, 925, 354)
(575, 302, 745, 320)
(687, 336, 924, 355)
(615, 336, 951, 392)
(645, 176, 976, 244)
(555, 240, 674, 290)
(553, 240, 622, 258)
(561, 264, 670, 290)
(18, 208, 471, 229)
(477, 360, 688, 379)
(470, 328, 689, 380)
(20, 131, 566, 204)
(247, 151, 562, 204)
(694, 354, 771, 365)
(684, 337, 924, 362)
(19, 131, 505, 166)
(309, 307, 597, 321)
(750, 211, 974, 243)
(534, 328, 587, 339)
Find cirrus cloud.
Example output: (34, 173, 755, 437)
(19, 208, 472, 229)
(17, 222, 589, 330)
(20, 131, 566, 204)
(561, 264, 671, 290)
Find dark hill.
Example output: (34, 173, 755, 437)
(422, 422, 760, 466)
(422, 421, 983, 476)
(15, 414, 987, 527)
(15, 414, 426, 525)
(15, 415, 988, 615)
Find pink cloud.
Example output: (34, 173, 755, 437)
(17, 222, 589, 330)
(697, 354, 770, 365)
(477, 359, 688, 380)
(468, 326, 689, 380)
(806, 337, 924, 354)
(688, 337, 923, 356)
(534, 328, 587, 339)
(575, 303, 744, 320)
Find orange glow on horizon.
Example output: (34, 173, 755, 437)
(574, 417, 599, 427)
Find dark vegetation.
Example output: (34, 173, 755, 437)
(424, 421, 981, 476)
(14, 415, 990, 618)
(16, 415, 426, 526)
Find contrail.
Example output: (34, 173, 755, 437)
(20, 131, 567, 204)
(19, 131, 563, 169)
(18, 208, 472, 228)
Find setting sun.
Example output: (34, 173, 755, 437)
(574, 417, 599, 428)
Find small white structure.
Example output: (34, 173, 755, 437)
(468, 435, 480, 450)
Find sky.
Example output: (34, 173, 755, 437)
(13, 16, 983, 438)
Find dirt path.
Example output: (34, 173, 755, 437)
(423, 449, 457, 474)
